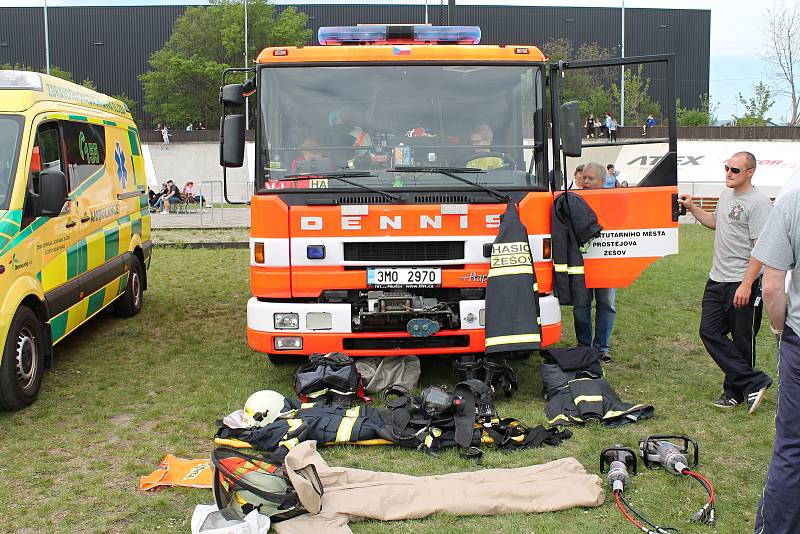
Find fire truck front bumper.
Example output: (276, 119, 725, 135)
(247, 295, 561, 357)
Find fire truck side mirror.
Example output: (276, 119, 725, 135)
(221, 83, 245, 107)
(220, 114, 245, 168)
(559, 101, 583, 158)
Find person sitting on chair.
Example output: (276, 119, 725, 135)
(464, 124, 514, 170)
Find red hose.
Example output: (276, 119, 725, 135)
(615, 489, 647, 532)
(683, 469, 715, 507)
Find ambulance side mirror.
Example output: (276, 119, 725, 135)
(559, 101, 583, 158)
(220, 114, 245, 168)
(39, 169, 68, 217)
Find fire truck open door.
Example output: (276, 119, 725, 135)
(550, 54, 679, 288)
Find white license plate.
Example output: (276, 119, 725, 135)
(367, 267, 442, 287)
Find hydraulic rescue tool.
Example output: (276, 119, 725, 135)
(600, 445, 676, 534)
(638, 435, 716, 526)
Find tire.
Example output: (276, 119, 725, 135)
(0, 306, 45, 411)
(114, 257, 144, 318)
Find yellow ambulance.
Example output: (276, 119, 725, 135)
(0, 70, 152, 410)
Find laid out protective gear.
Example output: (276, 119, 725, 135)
(551, 192, 602, 306)
(217, 402, 393, 463)
(544, 377, 654, 428)
(293, 352, 368, 405)
(212, 447, 315, 523)
(244, 390, 291, 428)
(139, 454, 213, 491)
(274, 441, 604, 534)
(484, 201, 541, 355)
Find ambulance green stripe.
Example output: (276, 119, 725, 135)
(70, 166, 106, 198)
(50, 314, 68, 343)
(127, 130, 141, 156)
(68, 114, 88, 122)
(67, 242, 81, 279)
(103, 120, 117, 126)
(104, 228, 119, 261)
(0, 217, 47, 257)
(87, 289, 106, 316)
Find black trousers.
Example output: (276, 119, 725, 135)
(755, 326, 800, 533)
(699, 278, 772, 400)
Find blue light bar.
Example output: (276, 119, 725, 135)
(318, 25, 481, 45)
(414, 26, 481, 44)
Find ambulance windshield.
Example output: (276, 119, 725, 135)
(0, 115, 23, 210)
(258, 65, 545, 192)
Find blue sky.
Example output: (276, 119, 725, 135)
(7, 0, 782, 122)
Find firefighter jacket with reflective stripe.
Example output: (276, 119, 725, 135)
(544, 377, 654, 428)
(216, 404, 393, 463)
(484, 201, 541, 354)
(551, 192, 602, 306)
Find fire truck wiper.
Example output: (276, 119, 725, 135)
(390, 166, 510, 202)
(282, 171, 400, 201)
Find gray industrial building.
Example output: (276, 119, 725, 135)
(0, 2, 709, 128)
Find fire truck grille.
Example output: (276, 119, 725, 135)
(343, 335, 470, 350)
(343, 241, 464, 262)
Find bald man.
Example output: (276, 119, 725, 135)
(679, 151, 773, 413)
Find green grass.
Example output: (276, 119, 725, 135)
(0, 226, 778, 533)
(151, 228, 249, 245)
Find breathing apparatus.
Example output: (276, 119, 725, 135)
(600, 434, 716, 533)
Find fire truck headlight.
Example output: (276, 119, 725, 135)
(274, 313, 299, 330)
(274, 337, 303, 351)
(306, 312, 332, 330)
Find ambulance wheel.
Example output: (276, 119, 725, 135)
(0, 306, 45, 411)
(114, 257, 144, 318)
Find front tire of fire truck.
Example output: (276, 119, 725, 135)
(0, 306, 45, 411)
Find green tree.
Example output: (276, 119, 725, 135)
(677, 94, 718, 126)
(140, 0, 311, 128)
(610, 64, 661, 127)
(542, 38, 615, 120)
(735, 82, 775, 126)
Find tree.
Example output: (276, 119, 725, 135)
(140, 0, 311, 128)
(763, 1, 800, 125)
(541, 38, 614, 120)
(677, 94, 718, 126)
(610, 65, 661, 127)
(735, 82, 775, 126)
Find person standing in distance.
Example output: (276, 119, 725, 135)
(751, 189, 800, 533)
(678, 151, 773, 413)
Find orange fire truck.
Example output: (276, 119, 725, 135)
(219, 25, 680, 363)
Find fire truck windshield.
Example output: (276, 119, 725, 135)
(257, 64, 545, 193)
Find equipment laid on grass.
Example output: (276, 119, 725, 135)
(293, 352, 368, 405)
(600, 435, 716, 532)
(139, 454, 213, 491)
(211, 447, 319, 523)
(639, 435, 715, 526)
(599, 445, 676, 534)
(244, 390, 292, 428)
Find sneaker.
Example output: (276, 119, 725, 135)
(712, 393, 740, 409)
(747, 386, 769, 414)
(160, 210, 168, 214)
(599, 351, 612, 363)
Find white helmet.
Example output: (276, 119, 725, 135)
(243, 390, 289, 428)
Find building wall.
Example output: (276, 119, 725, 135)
(0, 4, 709, 128)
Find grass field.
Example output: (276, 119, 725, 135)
(0, 225, 778, 533)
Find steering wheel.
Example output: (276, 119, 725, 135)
(463, 151, 516, 171)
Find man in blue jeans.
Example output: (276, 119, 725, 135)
(752, 189, 800, 533)
(573, 163, 615, 362)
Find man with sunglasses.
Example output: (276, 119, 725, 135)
(678, 152, 773, 414)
